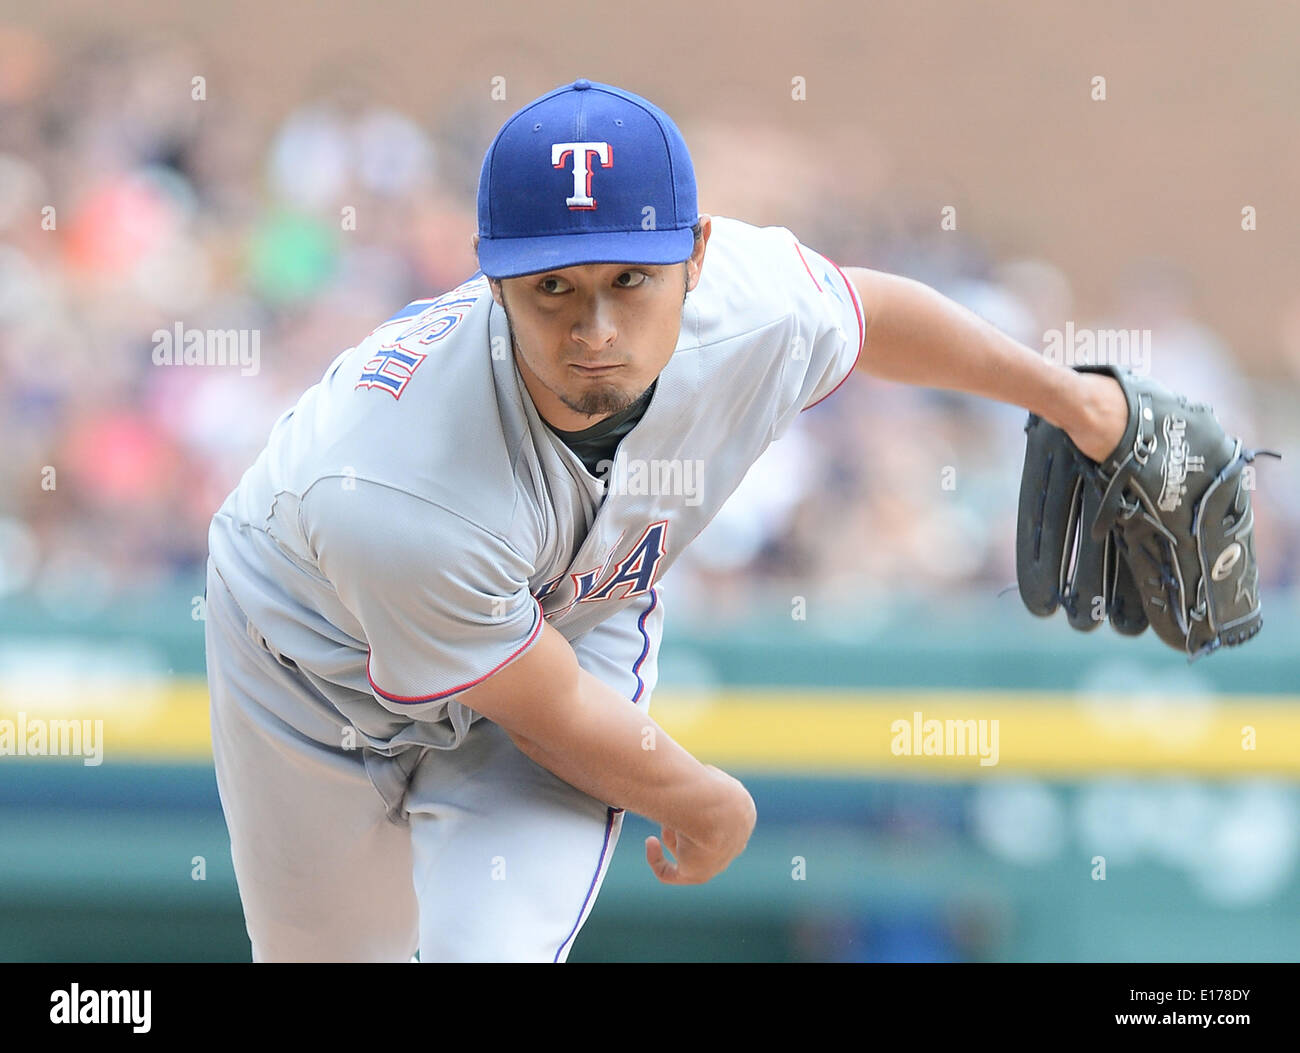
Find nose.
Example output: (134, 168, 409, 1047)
(571, 297, 618, 353)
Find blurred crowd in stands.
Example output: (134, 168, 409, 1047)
(1, 28, 1296, 621)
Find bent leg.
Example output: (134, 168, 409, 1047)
(205, 559, 419, 962)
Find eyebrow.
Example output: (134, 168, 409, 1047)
(535, 265, 661, 280)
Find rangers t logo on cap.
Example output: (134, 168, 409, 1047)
(552, 141, 613, 210)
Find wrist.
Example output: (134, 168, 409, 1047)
(1064, 368, 1130, 463)
(684, 767, 755, 849)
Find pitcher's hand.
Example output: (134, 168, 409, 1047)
(645, 769, 756, 885)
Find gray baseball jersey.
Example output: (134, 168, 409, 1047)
(209, 213, 863, 745)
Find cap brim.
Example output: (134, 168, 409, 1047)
(476, 227, 695, 280)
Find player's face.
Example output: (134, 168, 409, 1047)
(479, 218, 710, 431)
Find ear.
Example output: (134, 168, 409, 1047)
(685, 215, 711, 292)
(473, 234, 501, 303)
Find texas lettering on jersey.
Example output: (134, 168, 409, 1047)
(355, 277, 488, 398)
(534, 520, 669, 617)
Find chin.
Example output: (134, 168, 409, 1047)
(563, 382, 638, 418)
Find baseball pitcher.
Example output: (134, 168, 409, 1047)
(204, 79, 1272, 962)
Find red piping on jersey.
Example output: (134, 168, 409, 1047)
(367, 597, 544, 704)
(802, 255, 865, 412)
(793, 240, 823, 292)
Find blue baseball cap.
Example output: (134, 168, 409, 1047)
(476, 78, 699, 280)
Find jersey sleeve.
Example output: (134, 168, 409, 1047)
(769, 229, 866, 436)
(302, 477, 542, 717)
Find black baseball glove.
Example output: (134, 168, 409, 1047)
(1016, 364, 1280, 659)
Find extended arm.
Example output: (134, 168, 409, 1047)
(307, 478, 756, 887)
(842, 267, 1128, 462)
(457, 618, 756, 885)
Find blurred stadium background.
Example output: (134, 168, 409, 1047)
(0, 0, 1297, 961)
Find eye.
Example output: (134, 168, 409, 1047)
(616, 270, 650, 288)
(538, 276, 569, 294)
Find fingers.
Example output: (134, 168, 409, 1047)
(645, 834, 680, 884)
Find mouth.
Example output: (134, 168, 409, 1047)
(570, 363, 624, 375)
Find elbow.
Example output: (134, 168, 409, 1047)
(507, 728, 547, 764)
(504, 722, 540, 753)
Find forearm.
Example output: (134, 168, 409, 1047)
(850, 269, 1128, 461)
(854, 271, 1078, 421)
(508, 677, 742, 844)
